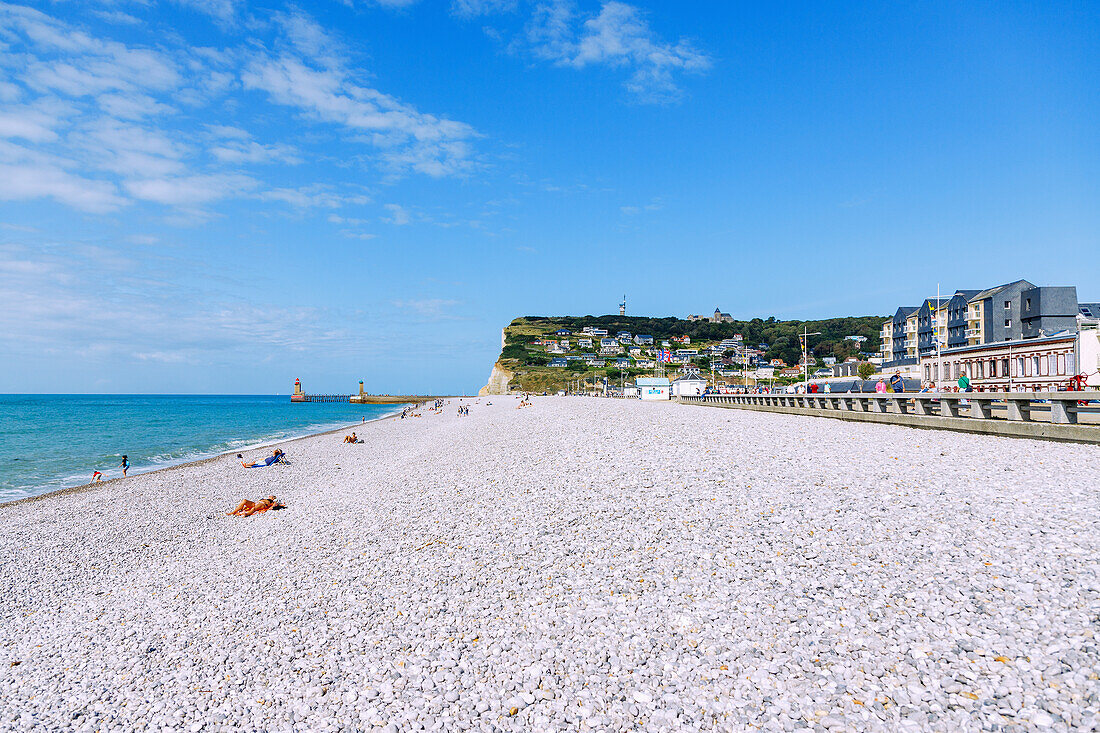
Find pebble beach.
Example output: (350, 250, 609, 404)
(1, 397, 1098, 732)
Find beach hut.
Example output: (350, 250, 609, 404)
(671, 371, 707, 397)
(636, 377, 671, 401)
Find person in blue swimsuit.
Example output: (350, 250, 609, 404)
(118, 455, 129, 476)
(238, 450, 287, 468)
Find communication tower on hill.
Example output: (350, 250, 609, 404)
(619, 294, 626, 316)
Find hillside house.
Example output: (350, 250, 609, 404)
(548, 358, 568, 368)
(600, 338, 618, 348)
(769, 359, 785, 367)
(628, 346, 642, 356)
(613, 358, 631, 368)
(661, 340, 671, 348)
(577, 338, 593, 348)
(634, 334, 654, 345)
(555, 329, 571, 336)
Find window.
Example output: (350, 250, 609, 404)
(990, 360, 998, 377)
(978, 361, 985, 378)
(1040, 356, 1048, 377)
(1067, 353, 1075, 374)
(924, 365, 930, 381)
(1017, 357, 1024, 377)
(1004, 300, 1011, 310)
(1057, 354, 1065, 375)
(1025, 298, 1032, 312)
(1032, 356, 1039, 376)
(1001, 358, 1010, 376)
(1005, 319, 1011, 328)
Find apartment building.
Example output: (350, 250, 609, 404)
(883, 280, 1086, 369)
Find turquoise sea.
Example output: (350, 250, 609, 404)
(0, 395, 403, 503)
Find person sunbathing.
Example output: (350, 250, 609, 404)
(227, 496, 284, 516)
(238, 449, 286, 468)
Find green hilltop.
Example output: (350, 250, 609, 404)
(493, 314, 887, 393)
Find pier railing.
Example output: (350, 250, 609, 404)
(682, 391, 1096, 423)
(293, 394, 351, 403)
(678, 391, 1100, 442)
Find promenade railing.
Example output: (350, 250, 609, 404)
(679, 391, 1098, 425)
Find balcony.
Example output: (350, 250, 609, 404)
(879, 330, 889, 339)
(965, 327, 981, 338)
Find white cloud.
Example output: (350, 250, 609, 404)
(0, 2, 482, 218)
(384, 203, 411, 225)
(0, 140, 126, 212)
(242, 12, 479, 177)
(91, 10, 144, 26)
(328, 214, 369, 225)
(76, 118, 189, 178)
(0, 107, 60, 142)
(341, 230, 377, 240)
(392, 298, 462, 320)
(170, 0, 242, 23)
(0, 241, 364, 366)
(125, 173, 257, 205)
(452, 0, 518, 17)
(258, 185, 370, 209)
(526, 0, 710, 102)
(211, 140, 300, 164)
(96, 93, 175, 120)
(0, 162, 124, 212)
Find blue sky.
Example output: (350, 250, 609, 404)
(1, 1, 1097, 394)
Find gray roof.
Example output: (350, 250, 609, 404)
(1079, 303, 1100, 319)
(893, 306, 919, 320)
(968, 279, 1034, 303)
(953, 289, 981, 299)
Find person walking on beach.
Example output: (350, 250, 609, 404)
(889, 371, 905, 393)
(118, 455, 129, 477)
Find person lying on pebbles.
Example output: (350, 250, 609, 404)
(238, 450, 287, 467)
(226, 496, 284, 517)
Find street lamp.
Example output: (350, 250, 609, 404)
(801, 327, 822, 391)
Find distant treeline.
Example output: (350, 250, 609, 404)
(508, 314, 887, 367)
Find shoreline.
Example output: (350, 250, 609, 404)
(0, 402, 417, 509)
